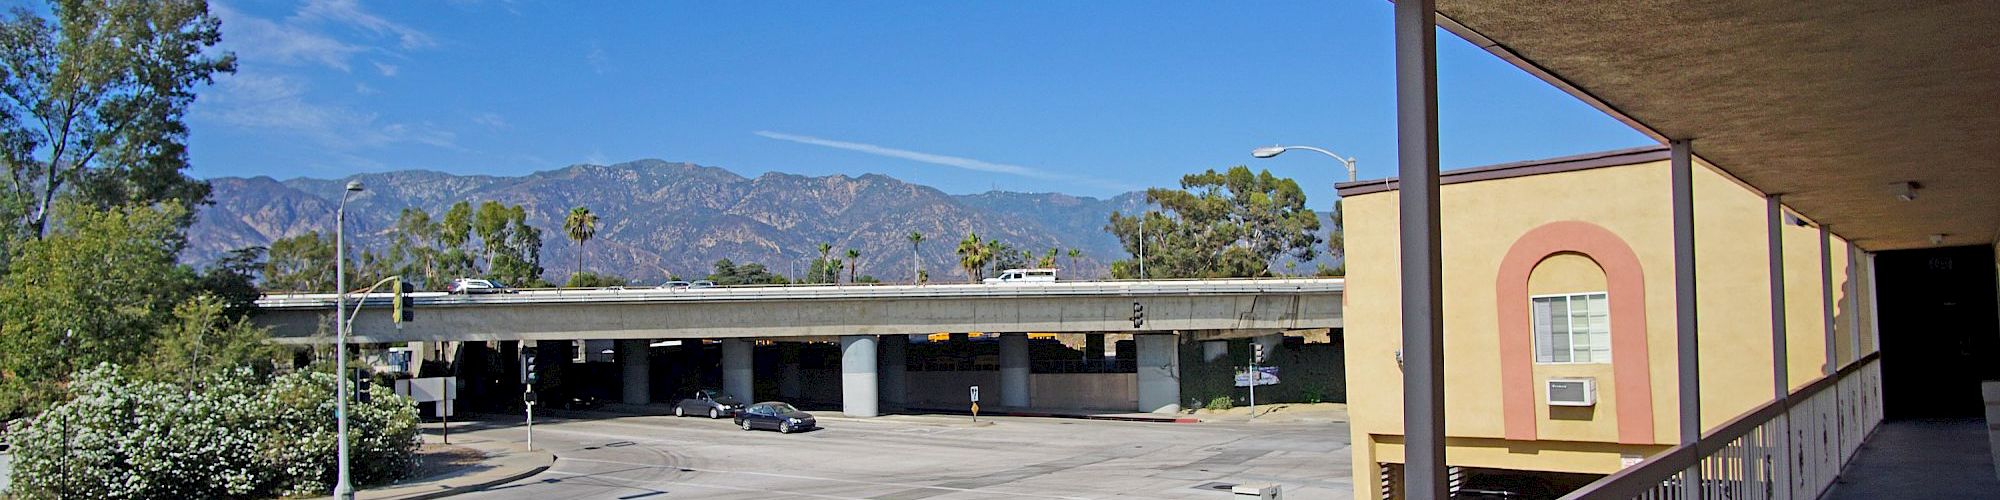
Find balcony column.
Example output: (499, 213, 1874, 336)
(1820, 226, 1837, 374)
(1670, 139, 1702, 499)
(1766, 194, 1793, 499)
(1392, 0, 1445, 496)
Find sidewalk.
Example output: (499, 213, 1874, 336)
(898, 404, 1201, 423)
(328, 428, 554, 500)
(1184, 402, 1349, 424)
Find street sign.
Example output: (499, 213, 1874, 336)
(1234, 366, 1281, 387)
(970, 385, 980, 402)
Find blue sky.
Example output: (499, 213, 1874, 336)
(174, 0, 1651, 199)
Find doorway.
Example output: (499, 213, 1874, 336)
(1873, 245, 1999, 419)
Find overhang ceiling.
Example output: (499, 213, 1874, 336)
(1433, 1, 2000, 251)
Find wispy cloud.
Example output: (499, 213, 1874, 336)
(371, 61, 399, 77)
(753, 131, 1134, 191)
(299, 0, 437, 50)
(214, 3, 364, 71)
(585, 43, 611, 74)
(471, 112, 508, 129)
(200, 73, 456, 151)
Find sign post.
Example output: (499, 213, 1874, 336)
(970, 385, 981, 422)
(1250, 343, 1263, 419)
(524, 388, 536, 450)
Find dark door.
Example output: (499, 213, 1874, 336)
(1875, 245, 1999, 419)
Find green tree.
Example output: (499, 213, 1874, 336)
(194, 245, 264, 319)
(387, 208, 442, 289)
(1324, 199, 1345, 276)
(562, 271, 627, 288)
(0, 203, 193, 418)
(1066, 248, 1082, 277)
(0, 0, 236, 238)
(140, 294, 281, 388)
(1106, 166, 1321, 278)
(563, 206, 599, 280)
(955, 232, 989, 283)
(263, 231, 335, 292)
(705, 258, 787, 285)
(907, 231, 924, 283)
(435, 201, 477, 282)
(1039, 248, 1058, 268)
(844, 248, 860, 284)
(808, 242, 835, 284)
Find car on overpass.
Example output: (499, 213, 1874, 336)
(673, 389, 743, 419)
(446, 278, 507, 294)
(983, 268, 1057, 284)
(734, 402, 816, 434)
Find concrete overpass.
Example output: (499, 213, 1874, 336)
(252, 278, 1343, 417)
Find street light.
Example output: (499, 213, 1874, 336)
(334, 179, 362, 500)
(1251, 145, 1359, 182)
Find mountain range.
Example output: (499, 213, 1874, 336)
(189, 160, 1340, 285)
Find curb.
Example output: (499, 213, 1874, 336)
(900, 406, 1199, 424)
(388, 455, 553, 500)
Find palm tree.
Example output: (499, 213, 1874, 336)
(844, 248, 861, 284)
(908, 231, 925, 283)
(956, 232, 988, 283)
(815, 242, 834, 283)
(1039, 248, 1058, 268)
(985, 239, 1005, 277)
(1066, 248, 1082, 277)
(563, 206, 599, 279)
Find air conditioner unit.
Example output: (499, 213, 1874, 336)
(1547, 378, 1597, 407)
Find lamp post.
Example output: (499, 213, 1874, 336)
(334, 180, 363, 500)
(1251, 145, 1359, 182)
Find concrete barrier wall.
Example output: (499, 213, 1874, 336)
(1029, 373, 1138, 411)
(907, 371, 1001, 408)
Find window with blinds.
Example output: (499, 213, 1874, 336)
(1531, 292, 1611, 364)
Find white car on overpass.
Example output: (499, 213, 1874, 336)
(983, 268, 1058, 284)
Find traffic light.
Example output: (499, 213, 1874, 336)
(522, 347, 539, 385)
(355, 368, 373, 404)
(393, 278, 415, 325)
(570, 340, 586, 363)
(1130, 302, 1146, 328)
(1253, 342, 1266, 364)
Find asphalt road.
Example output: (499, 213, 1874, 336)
(449, 410, 1352, 499)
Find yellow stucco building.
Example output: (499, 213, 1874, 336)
(1337, 147, 1880, 497)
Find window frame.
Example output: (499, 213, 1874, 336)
(1529, 291, 1612, 365)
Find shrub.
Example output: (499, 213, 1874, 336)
(1207, 395, 1235, 411)
(7, 366, 419, 499)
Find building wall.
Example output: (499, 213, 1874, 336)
(1341, 158, 1874, 498)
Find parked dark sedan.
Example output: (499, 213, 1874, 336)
(734, 402, 816, 433)
(673, 389, 743, 419)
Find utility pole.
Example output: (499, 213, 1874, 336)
(333, 180, 362, 500)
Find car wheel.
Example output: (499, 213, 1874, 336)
(779, 422, 792, 434)
(674, 406, 684, 417)
(709, 408, 720, 419)
(740, 420, 753, 431)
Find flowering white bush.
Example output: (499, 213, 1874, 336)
(6, 366, 419, 499)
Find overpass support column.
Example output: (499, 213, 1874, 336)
(881, 336, 908, 409)
(617, 339, 651, 405)
(723, 338, 754, 401)
(840, 335, 879, 417)
(1202, 341, 1228, 362)
(999, 333, 1031, 408)
(1136, 334, 1181, 413)
(1084, 334, 1105, 362)
(779, 343, 802, 399)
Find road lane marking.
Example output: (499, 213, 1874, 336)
(560, 457, 1093, 500)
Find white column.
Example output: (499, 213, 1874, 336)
(723, 338, 753, 402)
(840, 335, 879, 417)
(1670, 139, 1702, 499)
(1000, 333, 1030, 408)
(881, 335, 908, 409)
(1136, 334, 1181, 413)
(617, 339, 651, 405)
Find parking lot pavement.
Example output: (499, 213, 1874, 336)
(450, 410, 1353, 499)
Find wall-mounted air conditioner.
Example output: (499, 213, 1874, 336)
(1547, 378, 1597, 407)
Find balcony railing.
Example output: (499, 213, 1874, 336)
(1563, 352, 1882, 499)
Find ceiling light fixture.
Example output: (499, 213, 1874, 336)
(1930, 233, 1947, 246)
(1896, 181, 1921, 202)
